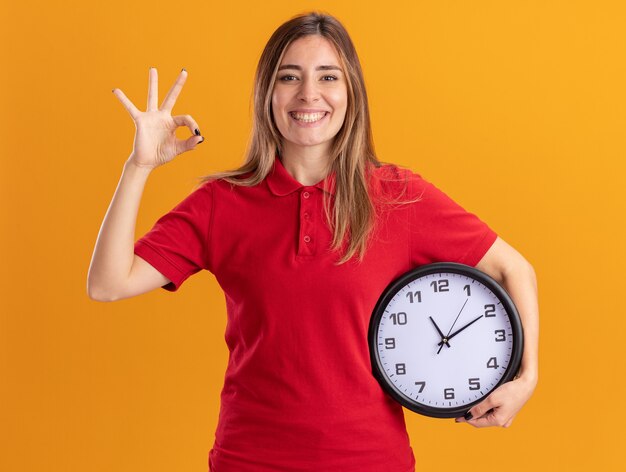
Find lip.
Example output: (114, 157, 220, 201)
(289, 108, 330, 113)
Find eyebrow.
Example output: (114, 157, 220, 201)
(278, 64, 342, 71)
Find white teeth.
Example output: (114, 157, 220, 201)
(290, 112, 326, 123)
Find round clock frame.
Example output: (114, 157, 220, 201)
(368, 262, 524, 418)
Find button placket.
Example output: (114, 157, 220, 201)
(298, 187, 317, 256)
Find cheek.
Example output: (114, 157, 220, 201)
(331, 93, 348, 124)
(330, 87, 348, 115)
(271, 92, 285, 127)
(270, 91, 292, 138)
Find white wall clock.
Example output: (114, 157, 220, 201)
(369, 262, 523, 418)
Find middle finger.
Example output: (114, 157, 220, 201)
(147, 67, 158, 111)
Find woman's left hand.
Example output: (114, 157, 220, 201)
(455, 375, 537, 428)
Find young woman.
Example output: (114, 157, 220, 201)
(88, 11, 538, 472)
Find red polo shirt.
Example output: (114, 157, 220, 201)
(134, 156, 497, 472)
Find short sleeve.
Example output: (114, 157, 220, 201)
(408, 173, 497, 267)
(134, 181, 214, 292)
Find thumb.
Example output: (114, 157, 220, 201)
(171, 114, 204, 152)
(179, 134, 205, 153)
(466, 395, 496, 421)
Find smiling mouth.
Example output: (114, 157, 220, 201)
(289, 111, 328, 123)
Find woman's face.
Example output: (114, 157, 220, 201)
(271, 35, 348, 157)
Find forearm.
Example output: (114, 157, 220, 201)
(501, 260, 539, 386)
(477, 237, 539, 386)
(87, 157, 153, 300)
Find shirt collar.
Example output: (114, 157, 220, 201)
(267, 154, 336, 196)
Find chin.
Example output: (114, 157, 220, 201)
(290, 138, 332, 148)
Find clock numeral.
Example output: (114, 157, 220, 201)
(406, 291, 422, 303)
(487, 357, 499, 369)
(395, 363, 406, 375)
(494, 329, 506, 342)
(468, 378, 481, 391)
(384, 338, 396, 349)
(390, 312, 407, 325)
(484, 304, 496, 317)
(430, 279, 449, 293)
(444, 388, 455, 400)
(415, 381, 426, 393)
(463, 284, 471, 296)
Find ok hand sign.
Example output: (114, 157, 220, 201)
(112, 67, 204, 170)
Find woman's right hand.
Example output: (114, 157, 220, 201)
(112, 67, 204, 170)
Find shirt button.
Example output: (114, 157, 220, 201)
(303, 235, 311, 243)
(304, 212, 310, 219)
(303, 191, 310, 199)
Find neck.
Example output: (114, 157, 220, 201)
(280, 142, 332, 186)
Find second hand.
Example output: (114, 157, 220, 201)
(437, 298, 469, 354)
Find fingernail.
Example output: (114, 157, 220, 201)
(194, 128, 201, 136)
(464, 411, 473, 421)
(198, 137, 205, 144)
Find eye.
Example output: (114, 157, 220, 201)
(322, 75, 338, 81)
(278, 75, 298, 82)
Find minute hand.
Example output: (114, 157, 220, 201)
(437, 315, 484, 345)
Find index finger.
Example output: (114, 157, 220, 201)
(159, 68, 188, 113)
(112, 88, 141, 121)
(467, 410, 510, 428)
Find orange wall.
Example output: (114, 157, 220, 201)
(1, 1, 624, 471)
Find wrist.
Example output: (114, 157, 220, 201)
(125, 156, 156, 175)
(515, 369, 538, 390)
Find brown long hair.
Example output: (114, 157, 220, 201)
(198, 11, 416, 264)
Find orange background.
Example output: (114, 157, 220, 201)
(1, 1, 625, 471)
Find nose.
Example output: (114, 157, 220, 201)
(297, 77, 320, 103)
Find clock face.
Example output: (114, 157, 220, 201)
(369, 263, 523, 418)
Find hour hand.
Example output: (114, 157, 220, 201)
(429, 316, 450, 348)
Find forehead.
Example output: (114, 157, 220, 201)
(280, 35, 342, 66)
